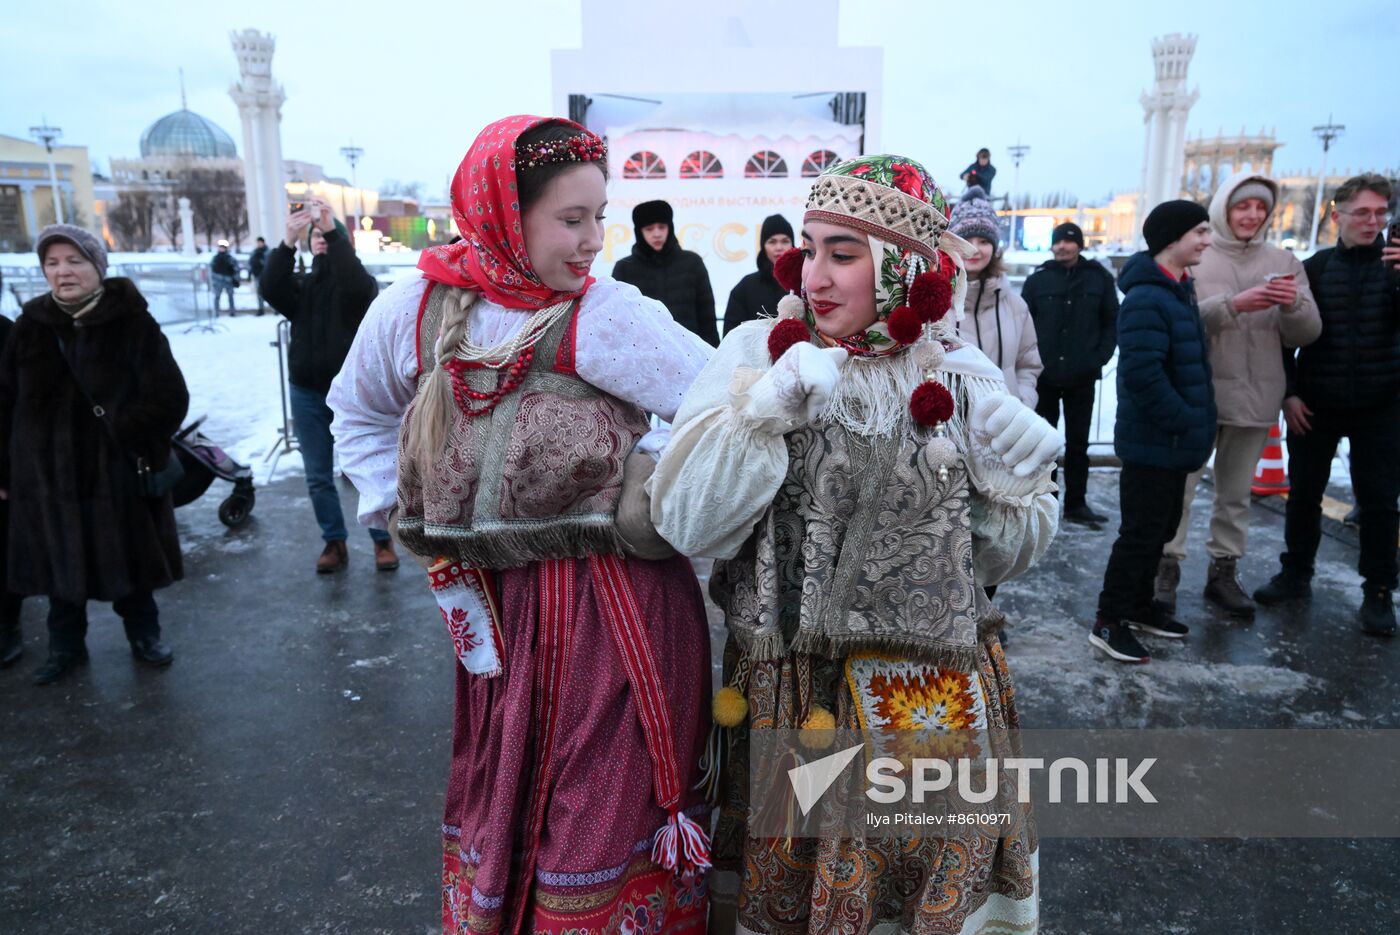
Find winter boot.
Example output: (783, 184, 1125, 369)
(33, 646, 89, 685)
(1153, 557, 1181, 613)
(1204, 557, 1256, 619)
(316, 540, 349, 574)
(1063, 502, 1105, 528)
(1359, 586, 1396, 637)
(0, 594, 22, 668)
(1253, 570, 1312, 606)
(374, 540, 400, 572)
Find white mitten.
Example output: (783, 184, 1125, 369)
(736, 343, 848, 430)
(971, 392, 1064, 478)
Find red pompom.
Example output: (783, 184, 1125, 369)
(937, 251, 956, 280)
(886, 305, 922, 345)
(908, 271, 953, 323)
(909, 380, 955, 427)
(773, 248, 805, 293)
(768, 318, 811, 362)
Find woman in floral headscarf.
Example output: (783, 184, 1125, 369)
(650, 155, 1061, 933)
(329, 116, 714, 934)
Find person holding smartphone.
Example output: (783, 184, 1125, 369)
(259, 199, 391, 573)
(1255, 173, 1400, 637)
(1155, 172, 1320, 620)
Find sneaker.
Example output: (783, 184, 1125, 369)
(1063, 503, 1105, 528)
(1153, 556, 1181, 613)
(1253, 571, 1312, 606)
(316, 540, 349, 574)
(1127, 602, 1190, 639)
(1359, 586, 1396, 637)
(1204, 557, 1255, 619)
(1088, 617, 1151, 663)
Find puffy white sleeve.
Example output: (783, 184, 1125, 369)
(328, 275, 426, 531)
(647, 322, 791, 559)
(574, 278, 714, 422)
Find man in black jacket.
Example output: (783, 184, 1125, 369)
(249, 236, 269, 315)
(1022, 222, 1119, 527)
(260, 200, 395, 574)
(1255, 174, 1400, 636)
(611, 200, 718, 346)
(210, 240, 239, 316)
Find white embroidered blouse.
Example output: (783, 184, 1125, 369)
(327, 275, 714, 531)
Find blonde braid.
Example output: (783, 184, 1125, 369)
(404, 286, 478, 473)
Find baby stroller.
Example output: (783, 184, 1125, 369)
(170, 418, 257, 527)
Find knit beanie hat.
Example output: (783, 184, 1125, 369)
(1228, 180, 1275, 212)
(632, 200, 673, 229)
(36, 224, 108, 279)
(947, 186, 1000, 244)
(1052, 222, 1085, 249)
(759, 213, 794, 245)
(1143, 200, 1209, 255)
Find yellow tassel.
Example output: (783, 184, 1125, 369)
(712, 686, 749, 728)
(799, 706, 836, 749)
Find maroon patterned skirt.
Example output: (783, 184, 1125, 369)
(440, 553, 712, 934)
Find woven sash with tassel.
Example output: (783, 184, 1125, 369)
(589, 552, 712, 877)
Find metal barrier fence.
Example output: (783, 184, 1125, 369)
(2, 261, 214, 325)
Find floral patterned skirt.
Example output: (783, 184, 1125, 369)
(440, 554, 712, 935)
(711, 636, 1039, 935)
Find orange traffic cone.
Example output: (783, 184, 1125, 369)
(1251, 420, 1289, 496)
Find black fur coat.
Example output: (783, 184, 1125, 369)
(0, 278, 188, 602)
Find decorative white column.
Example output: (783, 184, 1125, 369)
(178, 197, 196, 256)
(1138, 34, 1199, 242)
(229, 29, 287, 247)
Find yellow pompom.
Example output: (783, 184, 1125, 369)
(712, 686, 749, 728)
(799, 706, 837, 749)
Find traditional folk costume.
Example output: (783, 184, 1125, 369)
(327, 116, 715, 935)
(649, 156, 1060, 934)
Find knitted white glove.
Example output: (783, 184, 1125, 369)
(735, 343, 848, 431)
(971, 392, 1064, 478)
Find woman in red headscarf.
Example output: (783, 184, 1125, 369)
(328, 116, 714, 934)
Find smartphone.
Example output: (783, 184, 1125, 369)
(1264, 272, 1295, 282)
(1389, 221, 1400, 245)
(288, 201, 305, 213)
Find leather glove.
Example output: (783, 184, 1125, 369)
(616, 451, 678, 561)
(970, 392, 1064, 478)
(736, 342, 848, 431)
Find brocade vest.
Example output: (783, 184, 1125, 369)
(396, 283, 651, 570)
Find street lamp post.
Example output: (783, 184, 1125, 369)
(340, 142, 364, 236)
(1307, 115, 1344, 250)
(1007, 140, 1031, 210)
(29, 119, 64, 225)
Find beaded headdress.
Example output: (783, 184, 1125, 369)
(517, 133, 608, 169)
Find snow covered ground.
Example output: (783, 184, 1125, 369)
(164, 315, 304, 485)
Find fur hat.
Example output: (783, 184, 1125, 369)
(36, 224, 108, 279)
(947, 186, 1001, 245)
(632, 200, 673, 229)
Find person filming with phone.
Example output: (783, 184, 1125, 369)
(1154, 173, 1321, 620)
(259, 199, 393, 574)
(1253, 173, 1400, 636)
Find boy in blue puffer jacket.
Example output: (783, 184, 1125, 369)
(1091, 200, 1217, 663)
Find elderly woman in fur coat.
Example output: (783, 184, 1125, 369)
(0, 225, 188, 685)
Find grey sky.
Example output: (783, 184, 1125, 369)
(3, 0, 1395, 205)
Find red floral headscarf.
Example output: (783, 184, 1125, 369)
(417, 114, 602, 310)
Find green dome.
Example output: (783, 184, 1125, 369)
(139, 109, 238, 159)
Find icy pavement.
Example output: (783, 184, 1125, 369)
(0, 467, 1394, 932)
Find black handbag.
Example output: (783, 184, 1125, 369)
(53, 332, 184, 500)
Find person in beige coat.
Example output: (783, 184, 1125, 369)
(950, 186, 1043, 406)
(1155, 171, 1321, 617)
